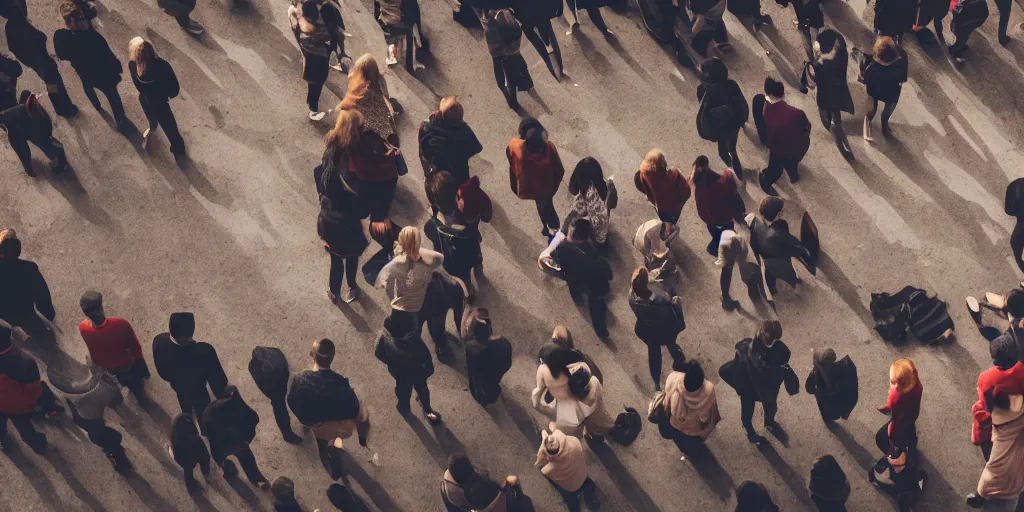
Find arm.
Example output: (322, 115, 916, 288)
(507, 146, 518, 195)
(550, 145, 565, 191)
(466, 127, 483, 158)
(164, 61, 181, 99)
(805, 369, 817, 394)
(480, 193, 493, 223)
(31, 265, 55, 321)
(677, 174, 692, 206)
(204, 345, 229, 397)
(878, 387, 896, 414)
(124, 321, 144, 360)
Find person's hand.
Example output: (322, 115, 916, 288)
(877, 406, 888, 413)
(358, 434, 368, 447)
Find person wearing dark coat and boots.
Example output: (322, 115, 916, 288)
(719, 320, 792, 445)
(157, 0, 204, 35)
(805, 348, 859, 423)
(53, 0, 129, 130)
(168, 413, 211, 490)
(319, 195, 369, 304)
(78, 291, 149, 401)
(747, 197, 812, 295)
(48, 366, 129, 471)
(551, 218, 613, 339)
(4, 10, 78, 117)
(1005, 178, 1024, 274)
(128, 37, 186, 155)
(0, 235, 56, 329)
(1, 91, 69, 175)
(248, 346, 302, 444)
(696, 58, 748, 174)
(0, 321, 57, 454)
(418, 96, 483, 183)
(807, 29, 854, 160)
(735, 480, 780, 511)
(375, 318, 442, 423)
(809, 454, 851, 511)
(756, 78, 810, 193)
(288, 339, 370, 480)
(861, 36, 908, 142)
(947, 0, 989, 64)
(462, 308, 513, 406)
(629, 267, 685, 390)
(152, 312, 228, 432)
(202, 385, 269, 489)
(482, 8, 534, 110)
(874, 0, 916, 42)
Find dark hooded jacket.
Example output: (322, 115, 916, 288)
(696, 59, 749, 141)
(170, 413, 210, 469)
(248, 346, 290, 398)
(375, 327, 434, 382)
(629, 290, 685, 347)
(749, 217, 811, 288)
(552, 240, 612, 296)
(465, 335, 513, 406)
(0, 256, 55, 325)
(805, 354, 859, 422)
(202, 391, 260, 462)
(52, 28, 122, 89)
(809, 455, 851, 510)
(129, 58, 180, 105)
(874, 0, 916, 37)
(5, 16, 56, 76)
(418, 111, 483, 184)
(811, 30, 854, 114)
(152, 333, 228, 398)
(721, 338, 791, 403)
(287, 369, 362, 427)
(862, 46, 908, 104)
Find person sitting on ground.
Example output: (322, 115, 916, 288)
(966, 288, 1024, 352)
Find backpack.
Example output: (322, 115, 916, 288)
(607, 407, 643, 445)
(425, 216, 482, 277)
(485, 9, 523, 56)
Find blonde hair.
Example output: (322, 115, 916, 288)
(393, 226, 421, 259)
(58, 0, 78, 23)
(889, 359, 919, 393)
(439, 96, 463, 122)
(128, 37, 156, 76)
(325, 109, 363, 149)
(338, 54, 381, 111)
(640, 149, 667, 174)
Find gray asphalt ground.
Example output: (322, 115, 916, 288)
(2, 0, 1024, 508)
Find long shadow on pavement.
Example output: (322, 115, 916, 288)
(756, 442, 813, 508)
(43, 449, 109, 511)
(590, 441, 663, 511)
(680, 442, 736, 501)
(8, 444, 70, 510)
(340, 450, 405, 512)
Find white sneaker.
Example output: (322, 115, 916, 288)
(182, 20, 205, 35)
(385, 55, 398, 66)
(141, 128, 152, 147)
(309, 111, 326, 121)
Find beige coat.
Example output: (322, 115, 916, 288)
(535, 429, 588, 492)
(441, 470, 507, 512)
(665, 371, 721, 438)
(978, 395, 1024, 499)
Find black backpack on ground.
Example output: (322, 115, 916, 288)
(607, 407, 643, 445)
(870, 286, 953, 345)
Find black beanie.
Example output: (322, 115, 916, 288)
(991, 334, 1019, 369)
(169, 312, 196, 338)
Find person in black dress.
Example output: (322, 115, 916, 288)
(128, 37, 185, 155)
(861, 36, 908, 142)
(629, 267, 685, 390)
(462, 308, 513, 406)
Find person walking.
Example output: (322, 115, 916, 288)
(634, 149, 691, 226)
(78, 290, 149, 401)
(696, 58, 748, 174)
(532, 358, 613, 440)
(248, 346, 302, 444)
(565, 0, 615, 36)
(633, 219, 678, 281)
(566, 157, 617, 252)
(0, 234, 56, 329)
(551, 218, 613, 339)
(339, 54, 398, 145)
(375, 226, 444, 337)
(994, 0, 1012, 45)
(513, 0, 564, 80)
(535, 428, 598, 511)
(0, 53, 23, 110)
(719, 320, 792, 444)
(747, 197, 812, 295)
(966, 384, 1024, 510)
(629, 267, 685, 390)
(375, 0, 428, 70)
(463, 308, 513, 407)
(152, 312, 228, 429)
(538, 325, 603, 383)
(807, 29, 854, 160)
(202, 385, 270, 489)
(875, 358, 922, 456)
(755, 77, 811, 193)
(48, 366, 129, 470)
(861, 36, 908, 142)
(1005, 179, 1024, 274)
(419, 271, 470, 358)
(418, 96, 483, 183)
(319, 194, 369, 304)
(689, 0, 729, 56)
(690, 155, 743, 256)
(168, 413, 211, 490)
(1, 91, 69, 175)
(972, 336, 1024, 461)
(441, 453, 519, 511)
(4, 10, 78, 117)
(809, 455, 851, 511)
(735, 480, 780, 511)
(157, 0, 205, 35)
(289, 0, 333, 120)
(660, 359, 722, 456)
(805, 348, 858, 423)
(287, 339, 370, 480)
(508, 117, 565, 238)
(947, 0, 988, 64)
(0, 321, 59, 454)
(375, 316, 442, 423)
(716, 229, 753, 311)
(424, 184, 483, 294)
(128, 37, 186, 155)
(53, 0, 128, 130)
(483, 8, 534, 110)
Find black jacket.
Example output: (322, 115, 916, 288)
(418, 111, 483, 184)
(0, 257, 55, 325)
(809, 455, 850, 510)
(152, 334, 228, 397)
(248, 346, 290, 398)
(0, 53, 22, 110)
(420, 272, 465, 322)
(721, 338, 791, 402)
(805, 355, 858, 421)
(465, 335, 512, 405)
(811, 31, 854, 114)
(375, 328, 434, 382)
(53, 29, 122, 89)
(202, 392, 259, 462)
(318, 203, 369, 258)
(5, 17, 55, 74)
(0, 100, 54, 143)
(129, 58, 180, 104)
(750, 217, 811, 287)
(874, 0, 916, 37)
(862, 52, 908, 104)
(629, 291, 685, 346)
(170, 414, 210, 469)
(553, 241, 612, 296)
(696, 79, 749, 141)
(287, 369, 362, 427)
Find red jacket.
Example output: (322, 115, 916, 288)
(79, 317, 144, 371)
(763, 100, 811, 162)
(694, 169, 740, 226)
(507, 139, 565, 200)
(880, 382, 922, 446)
(0, 348, 44, 415)
(634, 167, 691, 220)
(972, 363, 1024, 444)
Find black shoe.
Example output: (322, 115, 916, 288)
(747, 433, 767, 445)
(109, 453, 130, 472)
(55, 104, 79, 118)
(722, 298, 740, 311)
(966, 493, 984, 508)
(1000, 34, 1011, 46)
(758, 172, 773, 195)
(788, 173, 800, 184)
(765, 421, 782, 432)
(425, 410, 443, 424)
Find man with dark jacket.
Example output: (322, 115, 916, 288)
(418, 96, 483, 184)
(0, 53, 21, 110)
(463, 308, 512, 406)
(0, 321, 58, 453)
(755, 78, 811, 193)
(4, 11, 78, 116)
(288, 339, 369, 480)
(747, 197, 812, 295)
(78, 291, 149, 401)
(1, 91, 68, 175)
(248, 346, 302, 443)
(152, 312, 227, 432)
(0, 235, 55, 328)
(375, 319, 442, 422)
(202, 385, 269, 489)
(552, 218, 613, 339)
(418, 272, 467, 358)
(947, 0, 989, 63)
(696, 58, 748, 174)
(719, 320, 792, 444)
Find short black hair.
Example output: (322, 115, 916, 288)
(313, 338, 336, 367)
(764, 77, 785, 98)
(448, 453, 474, 483)
(693, 155, 709, 167)
(683, 361, 705, 392)
(570, 218, 593, 241)
(0, 237, 22, 259)
(1007, 289, 1024, 317)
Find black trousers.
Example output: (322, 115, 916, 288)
(740, 395, 777, 436)
(1011, 219, 1024, 273)
(395, 378, 432, 412)
(570, 286, 608, 338)
(716, 128, 742, 172)
(220, 444, 266, 484)
(535, 197, 560, 232)
(181, 448, 212, 486)
(548, 476, 596, 512)
(691, 21, 729, 56)
(948, 23, 978, 55)
(316, 436, 344, 480)
(721, 260, 736, 301)
(111, 358, 148, 398)
(175, 389, 211, 433)
(7, 130, 66, 173)
(73, 414, 124, 458)
(522, 20, 563, 78)
(32, 60, 76, 115)
(760, 154, 800, 190)
(818, 107, 848, 153)
(705, 222, 733, 256)
(140, 96, 186, 155)
(566, 0, 610, 31)
(866, 99, 898, 131)
(82, 81, 127, 122)
(328, 253, 359, 295)
(268, 389, 296, 439)
(307, 82, 324, 112)
(996, 0, 1012, 42)
(647, 342, 684, 387)
(0, 411, 45, 450)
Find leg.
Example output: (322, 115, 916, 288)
(155, 103, 186, 155)
(8, 133, 34, 174)
(81, 81, 101, 109)
(762, 398, 778, 427)
(566, 0, 581, 25)
(44, 64, 77, 116)
(587, 7, 611, 33)
(760, 154, 785, 192)
(9, 414, 46, 452)
(328, 252, 344, 297)
(740, 396, 758, 437)
(1011, 221, 1024, 274)
(706, 223, 725, 256)
(996, 0, 1011, 44)
(764, 267, 778, 294)
(307, 82, 323, 113)
(140, 97, 160, 133)
(316, 437, 344, 480)
(405, 32, 415, 72)
(866, 98, 879, 121)
(588, 293, 608, 338)
(720, 262, 739, 309)
(540, 21, 563, 73)
(233, 445, 267, 484)
(880, 101, 898, 136)
(949, 25, 973, 55)
(536, 197, 560, 233)
(523, 25, 557, 78)
(647, 344, 663, 389)
(981, 441, 993, 461)
(782, 157, 800, 182)
(818, 107, 833, 131)
(270, 391, 299, 441)
(413, 380, 434, 413)
(426, 314, 449, 356)
(344, 256, 359, 288)
(491, 56, 507, 90)
(548, 477, 582, 512)
(30, 134, 67, 171)
(395, 380, 414, 412)
(799, 25, 815, 61)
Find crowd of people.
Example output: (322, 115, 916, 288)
(1, 0, 1023, 509)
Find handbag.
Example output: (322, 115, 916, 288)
(783, 364, 800, 396)
(647, 392, 669, 424)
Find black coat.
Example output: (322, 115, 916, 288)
(419, 272, 465, 322)
(202, 392, 259, 461)
(720, 338, 791, 402)
(248, 346, 290, 398)
(287, 369, 362, 427)
(152, 334, 228, 398)
(629, 291, 685, 346)
(318, 204, 369, 258)
(465, 336, 512, 405)
(170, 414, 210, 469)
(811, 32, 854, 114)
(805, 355, 858, 421)
(553, 241, 612, 296)
(0, 53, 22, 110)
(863, 52, 908, 104)
(537, 342, 603, 383)
(809, 455, 851, 510)
(375, 329, 434, 382)
(696, 79, 749, 141)
(418, 112, 483, 184)
(5, 18, 56, 76)
(750, 218, 811, 287)
(0, 257, 54, 325)
(951, 0, 989, 31)
(52, 28, 122, 89)
(129, 58, 179, 104)
(874, 0, 916, 37)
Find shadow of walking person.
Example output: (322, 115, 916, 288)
(589, 440, 663, 511)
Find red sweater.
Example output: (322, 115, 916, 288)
(972, 363, 1024, 444)
(694, 169, 739, 226)
(881, 382, 922, 445)
(634, 167, 691, 220)
(507, 139, 565, 200)
(79, 317, 144, 371)
(763, 100, 811, 162)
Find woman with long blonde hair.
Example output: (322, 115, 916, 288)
(128, 37, 185, 154)
(876, 358, 922, 456)
(375, 226, 444, 340)
(338, 54, 397, 145)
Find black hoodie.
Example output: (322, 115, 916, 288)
(418, 111, 483, 184)
(375, 327, 434, 382)
(287, 369, 362, 427)
(202, 391, 260, 461)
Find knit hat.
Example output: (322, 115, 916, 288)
(990, 334, 1019, 369)
(169, 312, 196, 338)
(0, 320, 12, 353)
(758, 196, 784, 222)
(80, 290, 103, 314)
